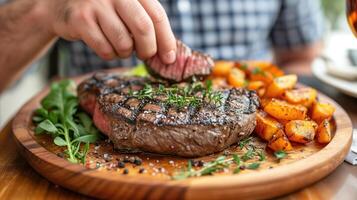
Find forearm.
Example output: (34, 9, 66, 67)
(273, 42, 323, 75)
(0, 0, 57, 93)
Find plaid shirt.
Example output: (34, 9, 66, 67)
(58, 0, 323, 76)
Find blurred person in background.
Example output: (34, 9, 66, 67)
(0, 0, 323, 92)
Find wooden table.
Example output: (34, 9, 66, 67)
(0, 75, 356, 200)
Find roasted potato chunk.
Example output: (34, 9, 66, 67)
(265, 75, 298, 98)
(264, 99, 307, 120)
(247, 81, 265, 91)
(227, 68, 246, 87)
(257, 88, 266, 97)
(267, 65, 284, 77)
(311, 102, 335, 123)
(249, 69, 274, 85)
(247, 81, 265, 97)
(316, 119, 332, 144)
(285, 120, 317, 144)
(259, 98, 271, 108)
(211, 77, 228, 89)
(268, 130, 293, 151)
(255, 110, 283, 141)
(283, 87, 317, 107)
(213, 61, 234, 77)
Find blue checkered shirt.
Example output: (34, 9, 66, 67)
(59, 0, 323, 76)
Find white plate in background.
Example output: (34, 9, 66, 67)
(312, 58, 357, 98)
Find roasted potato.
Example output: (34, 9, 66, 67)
(235, 62, 249, 74)
(243, 60, 272, 71)
(243, 61, 284, 77)
(259, 98, 271, 108)
(247, 81, 265, 91)
(257, 88, 266, 97)
(213, 61, 235, 77)
(247, 81, 266, 97)
(264, 99, 307, 120)
(227, 68, 246, 87)
(267, 65, 285, 77)
(255, 110, 283, 141)
(316, 119, 332, 144)
(285, 120, 318, 144)
(265, 74, 298, 98)
(211, 77, 228, 89)
(268, 130, 293, 151)
(283, 87, 317, 107)
(311, 102, 335, 123)
(276, 119, 290, 126)
(249, 69, 274, 85)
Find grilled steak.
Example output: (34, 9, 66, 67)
(78, 73, 259, 157)
(146, 40, 214, 82)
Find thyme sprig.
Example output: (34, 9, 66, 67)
(131, 80, 223, 108)
(173, 154, 261, 180)
(172, 137, 268, 180)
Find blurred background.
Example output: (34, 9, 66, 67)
(0, 0, 355, 128)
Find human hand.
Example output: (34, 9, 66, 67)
(44, 0, 176, 63)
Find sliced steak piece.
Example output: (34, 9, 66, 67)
(146, 40, 214, 82)
(78, 73, 259, 157)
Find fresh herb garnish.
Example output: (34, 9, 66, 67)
(257, 150, 266, 161)
(252, 67, 266, 76)
(173, 149, 263, 180)
(274, 150, 287, 160)
(242, 148, 254, 161)
(33, 80, 100, 164)
(246, 162, 260, 169)
(173, 156, 230, 180)
(131, 80, 223, 108)
(240, 63, 248, 71)
(232, 154, 241, 174)
(238, 137, 252, 149)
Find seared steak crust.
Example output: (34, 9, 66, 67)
(78, 73, 259, 157)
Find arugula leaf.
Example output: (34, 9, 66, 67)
(77, 112, 93, 131)
(72, 134, 100, 143)
(32, 116, 44, 123)
(35, 108, 48, 118)
(54, 136, 67, 146)
(37, 120, 58, 133)
(33, 80, 100, 164)
(48, 111, 59, 124)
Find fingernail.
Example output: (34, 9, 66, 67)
(163, 50, 176, 64)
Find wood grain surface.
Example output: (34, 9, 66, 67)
(0, 74, 357, 199)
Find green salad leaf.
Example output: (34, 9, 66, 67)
(33, 80, 100, 164)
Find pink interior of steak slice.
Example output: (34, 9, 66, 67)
(93, 102, 111, 135)
(146, 40, 214, 82)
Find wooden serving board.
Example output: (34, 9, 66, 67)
(12, 70, 353, 200)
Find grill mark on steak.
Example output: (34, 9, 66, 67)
(78, 73, 259, 157)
